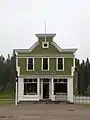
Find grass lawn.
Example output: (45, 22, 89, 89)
(83, 104, 90, 107)
(0, 92, 15, 105)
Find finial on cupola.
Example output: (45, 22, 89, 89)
(45, 20, 47, 42)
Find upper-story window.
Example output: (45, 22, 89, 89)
(42, 42, 49, 48)
(56, 58, 64, 71)
(27, 58, 34, 71)
(42, 58, 49, 71)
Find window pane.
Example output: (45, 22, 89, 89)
(28, 58, 33, 64)
(28, 58, 33, 70)
(28, 64, 33, 70)
(44, 43, 48, 47)
(24, 79, 37, 83)
(54, 83, 67, 94)
(43, 58, 48, 70)
(58, 58, 63, 70)
(43, 58, 48, 63)
(58, 58, 62, 64)
(24, 83, 37, 95)
(58, 63, 63, 70)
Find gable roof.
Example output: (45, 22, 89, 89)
(14, 42, 39, 53)
(51, 42, 77, 53)
(14, 41, 77, 54)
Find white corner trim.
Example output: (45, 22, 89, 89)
(15, 51, 18, 56)
(41, 57, 49, 71)
(16, 56, 18, 69)
(42, 42, 49, 48)
(73, 57, 75, 68)
(26, 57, 34, 71)
(56, 57, 64, 71)
(17, 66, 20, 76)
(71, 66, 74, 76)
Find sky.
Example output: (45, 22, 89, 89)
(0, 0, 90, 61)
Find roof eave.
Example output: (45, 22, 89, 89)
(61, 48, 77, 53)
(35, 33, 56, 38)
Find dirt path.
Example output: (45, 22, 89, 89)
(0, 104, 90, 120)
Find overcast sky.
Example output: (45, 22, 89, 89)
(0, 0, 90, 61)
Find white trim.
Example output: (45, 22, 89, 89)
(67, 77, 74, 103)
(73, 57, 75, 69)
(56, 57, 64, 71)
(51, 42, 62, 52)
(16, 57, 18, 68)
(29, 42, 39, 53)
(42, 42, 49, 48)
(17, 67, 20, 76)
(26, 57, 34, 71)
(51, 78, 54, 100)
(20, 75, 72, 79)
(35, 33, 56, 38)
(17, 56, 74, 59)
(15, 51, 18, 56)
(71, 57, 75, 76)
(71, 66, 74, 76)
(37, 78, 40, 96)
(41, 57, 49, 71)
(16, 53, 18, 105)
(15, 81, 18, 106)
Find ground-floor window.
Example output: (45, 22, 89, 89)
(54, 79, 67, 95)
(24, 79, 37, 95)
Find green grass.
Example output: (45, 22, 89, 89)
(0, 92, 15, 105)
(83, 104, 90, 107)
(0, 92, 14, 98)
(0, 100, 14, 105)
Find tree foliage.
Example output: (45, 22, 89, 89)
(0, 52, 16, 93)
(76, 57, 90, 95)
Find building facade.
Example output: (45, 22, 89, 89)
(14, 33, 77, 103)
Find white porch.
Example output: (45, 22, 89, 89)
(17, 77, 73, 103)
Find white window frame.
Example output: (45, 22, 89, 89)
(27, 57, 34, 71)
(41, 57, 49, 71)
(56, 57, 64, 71)
(42, 42, 49, 48)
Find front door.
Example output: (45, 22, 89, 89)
(43, 83, 49, 99)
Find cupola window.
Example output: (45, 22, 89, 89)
(42, 42, 49, 48)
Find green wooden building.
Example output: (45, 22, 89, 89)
(14, 33, 77, 103)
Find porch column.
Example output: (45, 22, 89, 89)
(37, 78, 40, 99)
(18, 78, 23, 101)
(67, 77, 73, 103)
(51, 78, 54, 100)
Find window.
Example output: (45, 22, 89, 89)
(54, 79, 67, 94)
(42, 42, 49, 48)
(57, 58, 64, 70)
(42, 58, 49, 71)
(24, 79, 37, 95)
(27, 58, 34, 71)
